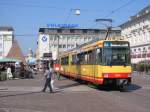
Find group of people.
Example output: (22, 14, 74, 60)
(0, 62, 35, 80)
(0, 63, 15, 79)
(1, 61, 57, 93)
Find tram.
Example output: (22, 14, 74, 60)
(56, 39, 132, 88)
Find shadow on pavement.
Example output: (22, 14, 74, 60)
(58, 82, 81, 89)
(0, 91, 41, 98)
(120, 84, 142, 92)
(87, 83, 142, 92)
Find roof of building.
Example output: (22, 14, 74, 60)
(138, 5, 150, 16)
(120, 5, 150, 28)
(39, 27, 121, 33)
(6, 40, 26, 64)
(0, 26, 14, 31)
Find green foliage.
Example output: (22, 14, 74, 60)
(0, 72, 7, 81)
(135, 60, 150, 72)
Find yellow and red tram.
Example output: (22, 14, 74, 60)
(56, 40, 132, 88)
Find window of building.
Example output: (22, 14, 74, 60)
(83, 29, 87, 33)
(57, 29, 62, 33)
(67, 45, 71, 48)
(67, 36, 71, 40)
(54, 36, 57, 41)
(70, 29, 75, 33)
(138, 48, 141, 51)
(148, 46, 150, 50)
(0, 35, 2, 40)
(59, 45, 62, 48)
(54, 45, 57, 48)
(84, 37, 87, 41)
(95, 30, 99, 34)
(0, 43, 2, 48)
(49, 35, 54, 40)
(63, 45, 66, 48)
(71, 45, 74, 48)
(143, 47, 146, 51)
(134, 49, 136, 52)
(0, 51, 2, 57)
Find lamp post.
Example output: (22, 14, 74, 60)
(55, 34, 62, 59)
(57, 34, 60, 59)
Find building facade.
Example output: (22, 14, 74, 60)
(25, 48, 36, 66)
(120, 5, 150, 64)
(0, 26, 14, 58)
(37, 28, 121, 61)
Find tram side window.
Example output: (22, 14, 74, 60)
(77, 53, 85, 64)
(88, 50, 95, 64)
(72, 50, 95, 65)
(71, 55, 76, 65)
(61, 56, 69, 65)
(96, 48, 102, 64)
(81, 52, 88, 65)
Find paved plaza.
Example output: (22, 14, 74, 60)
(0, 73, 150, 112)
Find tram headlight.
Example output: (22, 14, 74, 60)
(103, 73, 109, 78)
(128, 73, 132, 77)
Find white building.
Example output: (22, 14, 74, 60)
(0, 27, 14, 58)
(36, 28, 121, 61)
(120, 5, 150, 64)
(25, 48, 36, 65)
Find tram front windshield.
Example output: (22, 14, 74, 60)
(103, 46, 130, 66)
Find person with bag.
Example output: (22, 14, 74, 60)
(7, 65, 13, 79)
(42, 64, 54, 93)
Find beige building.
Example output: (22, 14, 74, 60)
(120, 5, 150, 64)
(36, 28, 121, 61)
(0, 26, 14, 58)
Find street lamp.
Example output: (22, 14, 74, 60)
(75, 9, 80, 16)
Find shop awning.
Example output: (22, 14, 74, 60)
(0, 58, 22, 63)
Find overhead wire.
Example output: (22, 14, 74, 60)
(92, 0, 136, 28)
(103, 0, 136, 18)
(0, 0, 136, 29)
(0, 2, 67, 10)
(64, 9, 73, 24)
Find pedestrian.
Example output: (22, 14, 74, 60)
(7, 65, 13, 79)
(51, 70, 57, 90)
(42, 64, 54, 93)
(10, 63, 15, 78)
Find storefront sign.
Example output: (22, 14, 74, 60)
(47, 24, 79, 28)
(42, 36, 47, 42)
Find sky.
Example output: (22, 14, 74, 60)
(0, 0, 150, 55)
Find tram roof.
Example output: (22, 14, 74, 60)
(60, 38, 129, 57)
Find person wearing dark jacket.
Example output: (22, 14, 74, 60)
(42, 65, 53, 93)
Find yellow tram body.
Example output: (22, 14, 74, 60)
(57, 40, 132, 87)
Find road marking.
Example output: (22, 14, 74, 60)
(0, 108, 46, 112)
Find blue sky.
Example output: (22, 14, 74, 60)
(0, 0, 150, 55)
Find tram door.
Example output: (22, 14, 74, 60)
(92, 50, 96, 82)
(76, 54, 81, 79)
(95, 48, 103, 82)
(88, 50, 96, 82)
